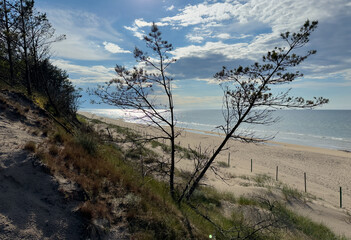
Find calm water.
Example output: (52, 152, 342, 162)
(82, 109, 351, 151)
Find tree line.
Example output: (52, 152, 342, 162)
(0, 0, 79, 119)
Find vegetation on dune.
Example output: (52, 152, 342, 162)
(38, 113, 345, 239)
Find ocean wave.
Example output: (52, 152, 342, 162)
(278, 131, 351, 143)
(176, 121, 218, 129)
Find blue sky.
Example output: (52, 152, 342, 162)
(36, 0, 351, 109)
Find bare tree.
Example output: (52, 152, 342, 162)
(183, 20, 329, 201)
(91, 23, 178, 199)
(28, 11, 65, 65)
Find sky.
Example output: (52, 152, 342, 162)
(35, 0, 351, 110)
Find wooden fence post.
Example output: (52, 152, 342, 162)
(340, 187, 343, 208)
(276, 166, 278, 181)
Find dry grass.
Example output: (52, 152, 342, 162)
(24, 141, 36, 152)
(48, 145, 59, 156)
(38, 127, 203, 239)
(79, 200, 111, 221)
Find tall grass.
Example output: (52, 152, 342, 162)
(75, 132, 98, 156)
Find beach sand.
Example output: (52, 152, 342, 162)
(80, 111, 351, 238)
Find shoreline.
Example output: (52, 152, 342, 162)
(78, 110, 351, 153)
(176, 126, 351, 158)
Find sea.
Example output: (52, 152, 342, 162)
(82, 109, 351, 151)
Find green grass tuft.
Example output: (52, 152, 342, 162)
(75, 132, 98, 156)
(217, 161, 230, 168)
(281, 185, 303, 201)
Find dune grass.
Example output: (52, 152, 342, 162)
(33, 113, 347, 240)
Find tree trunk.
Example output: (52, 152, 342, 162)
(170, 129, 175, 200)
(185, 111, 250, 200)
(20, 0, 31, 95)
(185, 134, 231, 200)
(3, 0, 15, 85)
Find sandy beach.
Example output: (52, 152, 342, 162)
(79, 111, 351, 238)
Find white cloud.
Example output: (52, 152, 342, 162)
(124, 18, 169, 40)
(135, 18, 152, 28)
(134, 18, 168, 28)
(166, 5, 175, 11)
(43, 9, 125, 60)
(217, 33, 231, 39)
(124, 25, 145, 40)
(159, 0, 336, 29)
(103, 42, 131, 54)
(161, 0, 348, 51)
(52, 59, 116, 83)
(216, 33, 251, 40)
(171, 41, 251, 60)
(161, 2, 235, 27)
(186, 34, 204, 43)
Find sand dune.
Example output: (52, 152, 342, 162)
(0, 92, 85, 239)
(80, 111, 351, 238)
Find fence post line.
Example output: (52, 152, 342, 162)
(228, 152, 230, 167)
(251, 159, 253, 172)
(304, 172, 307, 193)
(340, 187, 343, 208)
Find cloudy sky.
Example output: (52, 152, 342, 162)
(36, 0, 351, 109)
